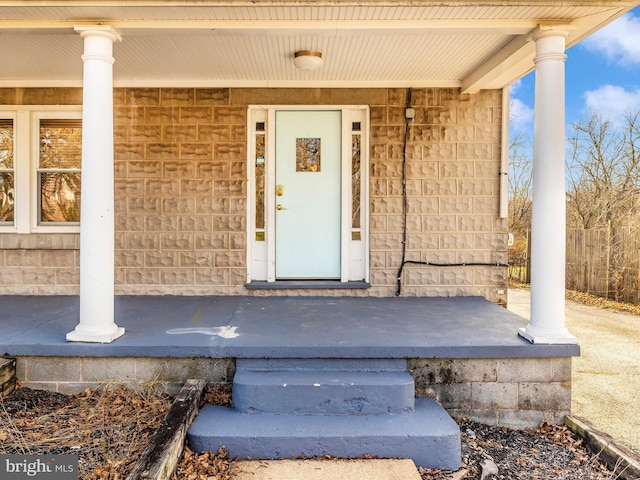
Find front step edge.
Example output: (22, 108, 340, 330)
(188, 397, 461, 470)
(233, 369, 415, 415)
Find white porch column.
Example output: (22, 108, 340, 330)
(67, 26, 124, 343)
(519, 28, 577, 344)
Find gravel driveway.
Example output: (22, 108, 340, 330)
(508, 288, 640, 454)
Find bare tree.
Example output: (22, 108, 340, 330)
(507, 131, 533, 282)
(566, 113, 640, 228)
(508, 131, 533, 236)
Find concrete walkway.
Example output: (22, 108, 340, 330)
(508, 289, 640, 454)
(235, 459, 422, 480)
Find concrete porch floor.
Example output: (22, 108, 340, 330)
(0, 295, 579, 359)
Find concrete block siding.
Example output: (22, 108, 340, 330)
(0, 87, 507, 303)
(410, 358, 572, 428)
(15, 356, 236, 395)
(15, 356, 569, 428)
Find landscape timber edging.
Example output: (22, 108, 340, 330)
(0, 357, 16, 397)
(564, 415, 640, 480)
(126, 378, 205, 480)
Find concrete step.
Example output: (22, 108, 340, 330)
(233, 358, 414, 415)
(188, 397, 461, 470)
(233, 369, 415, 415)
(236, 358, 409, 372)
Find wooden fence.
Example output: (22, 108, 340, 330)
(509, 226, 640, 304)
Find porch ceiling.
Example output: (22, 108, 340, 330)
(0, 1, 636, 91)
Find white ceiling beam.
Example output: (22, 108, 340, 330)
(0, 78, 463, 89)
(0, 0, 637, 5)
(460, 31, 535, 94)
(0, 18, 537, 35)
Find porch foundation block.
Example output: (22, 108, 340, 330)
(15, 356, 236, 395)
(410, 357, 572, 429)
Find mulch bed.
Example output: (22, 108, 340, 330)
(425, 421, 615, 480)
(0, 384, 618, 479)
(0, 383, 174, 479)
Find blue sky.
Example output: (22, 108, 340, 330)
(510, 7, 640, 137)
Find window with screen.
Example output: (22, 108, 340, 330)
(38, 119, 82, 224)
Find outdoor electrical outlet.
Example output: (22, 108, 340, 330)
(405, 108, 416, 119)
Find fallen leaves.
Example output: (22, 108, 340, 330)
(441, 419, 614, 480)
(202, 384, 233, 408)
(565, 289, 640, 316)
(172, 446, 240, 480)
(1, 384, 172, 480)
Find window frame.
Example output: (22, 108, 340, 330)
(0, 106, 82, 234)
(33, 113, 83, 230)
(0, 112, 16, 229)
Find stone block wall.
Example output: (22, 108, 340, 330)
(15, 356, 236, 395)
(0, 87, 507, 302)
(409, 358, 572, 428)
(368, 88, 507, 301)
(0, 234, 79, 294)
(112, 87, 248, 295)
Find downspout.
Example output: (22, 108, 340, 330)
(500, 85, 510, 219)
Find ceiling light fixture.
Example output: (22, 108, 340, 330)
(293, 50, 323, 71)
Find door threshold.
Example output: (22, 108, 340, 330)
(246, 280, 371, 290)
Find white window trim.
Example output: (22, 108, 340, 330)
(31, 109, 82, 233)
(0, 106, 82, 234)
(0, 110, 17, 233)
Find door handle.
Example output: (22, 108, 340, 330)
(276, 204, 287, 210)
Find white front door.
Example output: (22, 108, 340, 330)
(274, 110, 341, 279)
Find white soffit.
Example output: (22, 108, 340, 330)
(0, 2, 636, 89)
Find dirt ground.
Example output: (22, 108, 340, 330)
(0, 383, 621, 480)
(508, 288, 640, 454)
